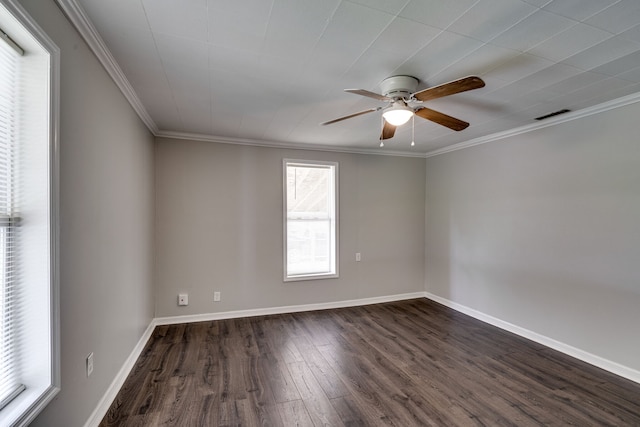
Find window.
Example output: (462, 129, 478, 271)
(283, 160, 338, 281)
(0, 1, 60, 425)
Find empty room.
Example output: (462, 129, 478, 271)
(1, 0, 639, 426)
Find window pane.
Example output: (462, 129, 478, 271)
(287, 219, 331, 275)
(287, 166, 330, 217)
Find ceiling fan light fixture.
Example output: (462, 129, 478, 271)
(382, 103, 414, 126)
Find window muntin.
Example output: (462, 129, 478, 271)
(284, 160, 338, 281)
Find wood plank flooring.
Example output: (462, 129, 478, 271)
(100, 298, 640, 426)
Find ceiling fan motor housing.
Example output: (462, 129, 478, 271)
(380, 75, 419, 99)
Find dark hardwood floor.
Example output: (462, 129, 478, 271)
(100, 298, 640, 426)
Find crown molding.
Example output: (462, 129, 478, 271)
(54, 0, 158, 134)
(425, 90, 640, 158)
(52, 0, 423, 158)
(52, 0, 640, 160)
(155, 130, 428, 158)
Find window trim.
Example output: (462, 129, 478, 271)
(283, 159, 339, 282)
(0, 1, 60, 426)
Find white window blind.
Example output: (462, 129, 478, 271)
(284, 160, 338, 281)
(0, 27, 25, 409)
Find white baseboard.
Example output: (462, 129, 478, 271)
(425, 292, 640, 384)
(85, 290, 639, 427)
(84, 291, 427, 426)
(154, 291, 428, 325)
(83, 321, 157, 427)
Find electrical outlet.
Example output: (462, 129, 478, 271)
(214, 291, 221, 302)
(178, 293, 188, 306)
(86, 352, 94, 377)
(356, 252, 361, 262)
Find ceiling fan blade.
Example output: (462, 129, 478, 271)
(321, 107, 381, 126)
(345, 89, 392, 102)
(412, 76, 485, 102)
(380, 119, 396, 140)
(415, 107, 469, 131)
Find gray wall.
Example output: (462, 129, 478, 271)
(425, 101, 640, 371)
(155, 138, 425, 317)
(22, 1, 156, 426)
(16, 1, 640, 425)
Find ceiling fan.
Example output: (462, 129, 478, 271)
(321, 75, 485, 141)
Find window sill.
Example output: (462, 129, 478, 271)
(0, 384, 59, 426)
(284, 272, 339, 282)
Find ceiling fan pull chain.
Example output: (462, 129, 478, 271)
(411, 115, 415, 147)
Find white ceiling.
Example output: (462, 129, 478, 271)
(62, 0, 640, 155)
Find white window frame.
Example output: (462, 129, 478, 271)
(0, 1, 60, 426)
(283, 159, 339, 282)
